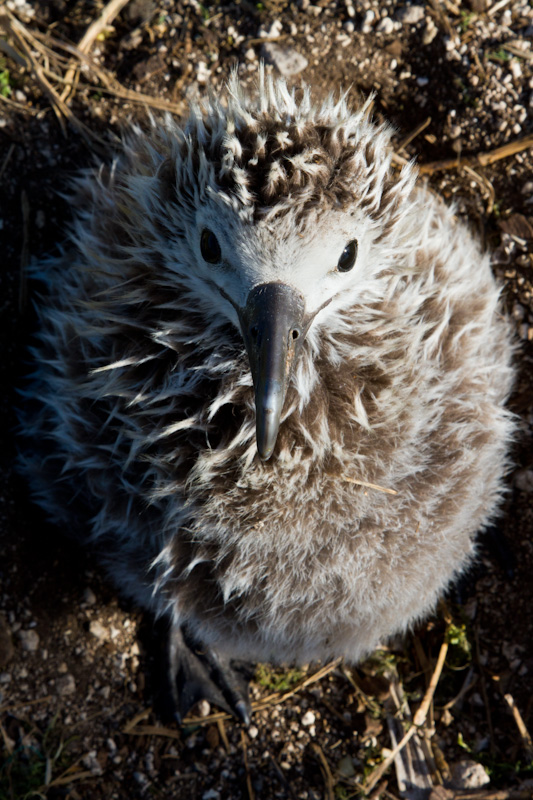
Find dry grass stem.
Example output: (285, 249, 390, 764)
(364, 638, 449, 793)
(501, 42, 533, 61)
(419, 133, 533, 174)
(462, 164, 496, 214)
(502, 693, 533, 760)
(397, 117, 432, 153)
(60, 0, 133, 102)
(45, 767, 95, 788)
(5, 11, 105, 148)
(340, 476, 398, 496)
(311, 743, 335, 800)
(123, 658, 344, 731)
(441, 664, 476, 711)
(122, 707, 151, 732)
(122, 722, 182, 739)
(488, 0, 512, 15)
(253, 657, 343, 709)
(0, 92, 39, 112)
(0, 719, 14, 755)
(0, 695, 52, 715)
(217, 717, 230, 751)
(0, 142, 15, 181)
(26, 27, 188, 116)
(241, 729, 255, 800)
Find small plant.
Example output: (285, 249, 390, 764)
(0, 69, 12, 99)
(487, 48, 511, 63)
(459, 11, 475, 33)
(457, 733, 533, 784)
(198, 3, 210, 20)
(445, 621, 472, 669)
(255, 663, 304, 693)
(0, 714, 80, 800)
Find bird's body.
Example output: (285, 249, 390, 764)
(21, 75, 514, 708)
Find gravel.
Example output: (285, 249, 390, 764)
(0, 0, 532, 798)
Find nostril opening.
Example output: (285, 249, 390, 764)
(250, 325, 259, 340)
(291, 329, 300, 340)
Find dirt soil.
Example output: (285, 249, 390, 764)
(0, 1, 533, 799)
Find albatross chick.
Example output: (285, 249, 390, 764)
(20, 73, 515, 723)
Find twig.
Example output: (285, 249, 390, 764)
(501, 42, 533, 62)
(241, 729, 255, 800)
(0, 695, 52, 715)
(419, 133, 533, 175)
(440, 665, 476, 711)
(124, 659, 344, 730)
(45, 768, 94, 788)
(0, 93, 40, 113)
(454, 792, 533, 800)
(253, 657, 343, 709)
(121, 722, 181, 739)
(29, 28, 187, 116)
(462, 164, 496, 214)
(363, 638, 449, 794)
(60, 0, 133, 102)
(487, 0, 511, 15)
(122, 707, 151, 732)
(0, 719, 14, 755)
(217, 717, 230, 751)
(502, 693, 533, 761)
(0, 142, 15, 181)
(6, 11, 104, 148)
(7, 15, 66, 135)
(369, 780, 389, 800)
(312, 743, 335, 800)
(267, 750, 297, 796)
(397, 117, 432, 153)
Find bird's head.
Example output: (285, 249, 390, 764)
(136, 70, 418, 460)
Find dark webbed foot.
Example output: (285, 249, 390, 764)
(169, 626, 253, 726)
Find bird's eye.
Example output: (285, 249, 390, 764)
(337, 240, 358, 273)
(200, 229, 221, 264)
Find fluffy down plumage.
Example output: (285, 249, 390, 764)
(20, 72, 515, 669)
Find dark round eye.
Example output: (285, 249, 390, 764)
(337, 239, 358, 273)
(200, 229, 221, 264)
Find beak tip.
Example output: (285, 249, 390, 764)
(257, 444, 274, 462)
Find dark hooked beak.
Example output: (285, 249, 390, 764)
(239, 283, 310, 461)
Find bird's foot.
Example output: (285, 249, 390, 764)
(168, 626, 253, 726)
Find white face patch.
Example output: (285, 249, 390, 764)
(192, 201, 382, 330)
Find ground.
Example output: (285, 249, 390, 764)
(0, 1, 532, 799)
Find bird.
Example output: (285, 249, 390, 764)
(20, 70, 515, 724)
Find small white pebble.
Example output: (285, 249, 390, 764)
(18, 629, 39, 652)
(376, 17, 394, 34)
(301, 710, 316, 726)
(89, 620, 108, 641)
(56, 674, 76, 696)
